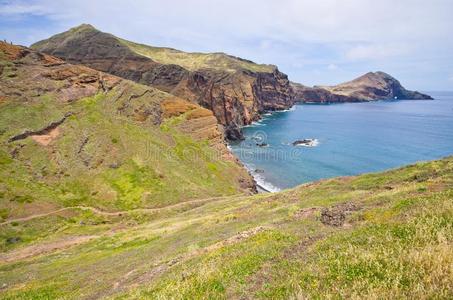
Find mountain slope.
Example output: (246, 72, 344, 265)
(1, 153, 451, 299)
(118, 38, 274, 73)
(32, 24, 293, 139)
(0, 41, 255, 219)
(292, 71, 432, 103)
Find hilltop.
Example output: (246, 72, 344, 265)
(32, 24, 275, 74)
(32, 24, 293, 140)
(292, 71, 432, 103)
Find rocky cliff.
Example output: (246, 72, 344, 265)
(32, 24, 294, 140)
(31, 25, 431, 136)
(291, 71, 432, 103)
(291, 82, 358, 103)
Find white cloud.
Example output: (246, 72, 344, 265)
(259, 40, 272, 50)
(1, 0, 452, 89)
(3, 0, 452, 45)
(327, 64, 338, 70)
(345, 44, 411, 61)
(0, 3, 47, 15)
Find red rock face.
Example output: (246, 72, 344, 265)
(168, 68, 293, 139)
(32, 25, 294, 140)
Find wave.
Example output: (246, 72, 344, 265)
(242, 107, 295, 128)
(243, 121, 267, 128)
(275, 106, 296, 113)
(244, 163, 281, 193)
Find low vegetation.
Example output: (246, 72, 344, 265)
(0, 156, 451, 299)
(120, 38, 275, 73)
(0, 42, 252, 225)
(1, 40, 451, 300)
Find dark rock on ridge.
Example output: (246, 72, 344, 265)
(320, 208, 346, 227)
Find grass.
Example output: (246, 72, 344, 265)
(2, 41, 452, 299)
(0, 83, 248, 214)
(256, 191, 453, 299)
(0, 157, 451, 299)
(120, 38, 275, 73)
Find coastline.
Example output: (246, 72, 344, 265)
(228, 106, 298, 193)
(243, 163, 281, 194)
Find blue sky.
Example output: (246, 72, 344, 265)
(1, 0, 452, 90)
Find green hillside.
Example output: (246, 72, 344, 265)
(2, 39, 452, 300)
(1, 153, 452, 298)
(0, 42, 253, 220)
(119, 38, 275, 73)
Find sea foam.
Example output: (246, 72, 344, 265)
(245, 163, 281, 193)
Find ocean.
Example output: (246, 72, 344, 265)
(229, 92, 453, 192)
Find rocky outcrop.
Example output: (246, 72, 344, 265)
(291, 82, 359, 103)
(8, 112, 73, 143)
(291, 72, 432, 103)
(32, 24, 294, 140)
(0, 41, 122, 104)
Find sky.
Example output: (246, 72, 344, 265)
(1, 0, 452, 91)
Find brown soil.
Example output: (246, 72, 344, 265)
(186, 107, 213, 120)
(294, 207, 321, 219)
(0, 235, 97, 263)
(30, 127, 60, 146)
(0, 42, 23, 60)
(160, 97, 198, 118)
(320, 202, 360, 227)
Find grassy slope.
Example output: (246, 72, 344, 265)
(0, 44, 252, 225)
(119, 38, 274, 73)
(0, 156, 452, 299)
(0, 91, 245, 212)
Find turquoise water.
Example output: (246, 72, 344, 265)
(229, 92, 453, 191)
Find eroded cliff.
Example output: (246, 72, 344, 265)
(32, 24, 294, 140)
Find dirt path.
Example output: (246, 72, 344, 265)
(0, 194, 248, 264)
(110, 226, 269, 295)
(0, 235, 98, 263)
(0, 194, 245, 226)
